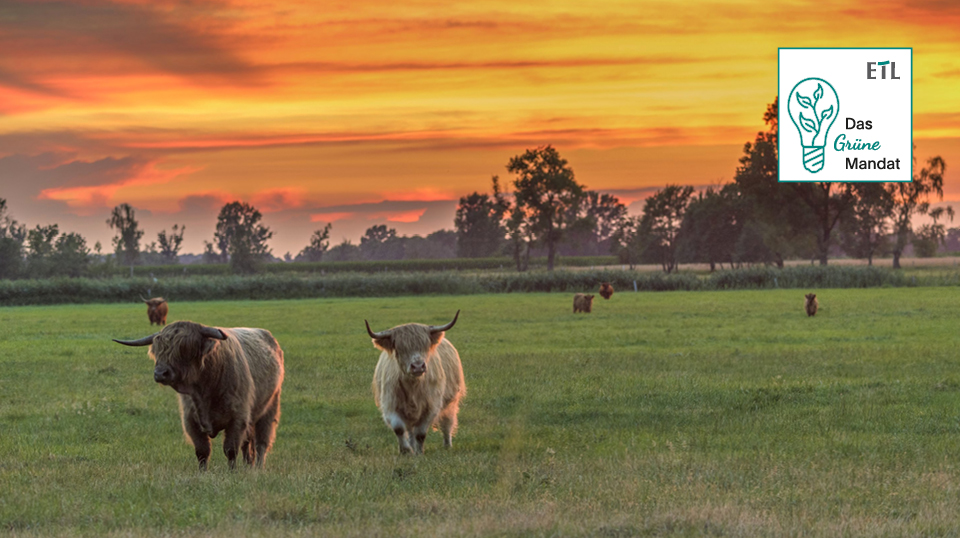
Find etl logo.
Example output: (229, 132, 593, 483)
(867, 61, 900, 80)
(778, 47, 912, 183)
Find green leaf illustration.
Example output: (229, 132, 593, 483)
(820, 105, 833, 123)
(796, 93, 813, 109)
(799, 112, 817, 133)
(813, 84, 823, 103)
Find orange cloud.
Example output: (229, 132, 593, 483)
(251, 187, 306, 213)
(38, 162, 201, 213)
(310, 212, 355, 223)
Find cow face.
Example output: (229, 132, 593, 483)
(114, 321, 226, 392)
(366, 311, 459, 378)
(805, 293, 816, 302)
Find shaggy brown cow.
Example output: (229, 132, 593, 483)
(599, 282, 614, 300)
(573, 293, 594, 313)
(366, 311, 465, 455)
(142, 296, 168, 325)
(805, 293, 818, 317)
(113, 321, 284, 470)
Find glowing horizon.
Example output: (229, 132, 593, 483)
(1, 0, 958, 255)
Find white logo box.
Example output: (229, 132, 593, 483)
(778, 48, 912, 183)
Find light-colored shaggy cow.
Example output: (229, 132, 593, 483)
(573, 293, 595, 313)
(805, 293, 818, 317)
(366, 311, 465, 455)
(113, 321, 284, 470)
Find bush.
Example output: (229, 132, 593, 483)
(1, 265, 956, 306)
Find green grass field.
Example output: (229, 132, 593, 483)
(2, 289, 960, 536)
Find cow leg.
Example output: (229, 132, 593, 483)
(184, 417, 212, 471)
(411, 409, 440, 455)
(438, 410, 457, 448)
(384, 411, 412, 454)
(253, 393, 281, 468)
(241, 426, 255, 466)
(223, 420, 248, 470)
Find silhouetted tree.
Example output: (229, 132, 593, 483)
(677, 185, 741, 271)
(156, 224, 185, 264)
(214, 201, 273, 273)
(360, 224, 404, 260)
(507, 145, 585, 270)
(0, 199, 26, 279)
(455, 176, 508, 258)
(839, 184, 894, 265)
(51, 232, 89, 277)
(26, 224, 59, 278)
(563, 191, 628, 256)
(889, 149, 949, 268)
(327, 238, 362, 261)
(296, 223, 332, 262)
(107, 203, 143, 266)
(733, 97, 817, 267)
(912, 206, 954, 257)
(637, 185, 695, 273)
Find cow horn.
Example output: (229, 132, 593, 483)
(140, 295, 149, 303)
(365, 320, 390, 339)
(200, 326, 227, 340)
(113, 334, 157, 346)
(429, 310, 460, 333)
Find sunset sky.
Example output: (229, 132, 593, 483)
(1, 0, 958, 255)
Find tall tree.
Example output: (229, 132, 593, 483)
(637, 185, 695, 273)
(507, 145, 585, 271)
(611, 216, 644, 269)
(296, 223, 332, 262)
(839, 184, 894, 265)
(327, 238, 362, 262)
(791, 182, 857, 265)
(455, 176, 508, 258)
(0, 199, 26, 279)
(26, 224, 59, 278)
(889, 149, 949, 268)
(912, 206, 955, 257)
(677, 185, 742, 271)
(563, 191, 628, 256)
(733, 97, 817, 267)
(52, 232, 90, 277)
(360, 224, 404, 261)
(156, 224, 185, 264)
(107, 203, 143, 266)
(214, 201, 273, 273)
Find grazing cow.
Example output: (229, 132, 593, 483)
(599, 282, 614, 300)
(805, 293, 818, 317)
(366, 311, 465, 455)
(573, 293, 594, 313)
(113, 321, 284, 471)
(142, 296, 168, 325)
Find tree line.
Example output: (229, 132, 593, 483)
(0, 98, 951, 279)
(453, 99, 951, 272)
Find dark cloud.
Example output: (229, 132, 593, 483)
(0, 0, 261, 86)
(0, 152, 149, 191)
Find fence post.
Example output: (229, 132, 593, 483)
(633, 280, 638, 292)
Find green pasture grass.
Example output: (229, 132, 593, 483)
(2, 289, 960, 536)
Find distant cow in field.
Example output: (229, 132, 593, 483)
(573, 293, 594, 313)
(142, 297, 168, 325)
(366, 311, 465, 455)
(113, 321, 284, 471)
(805, 293, 818, 317)
(599, 282, 614, 300)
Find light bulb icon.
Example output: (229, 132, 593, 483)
(787, 78, 839, 173)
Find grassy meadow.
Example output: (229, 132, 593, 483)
(2, 289, 960, 536)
